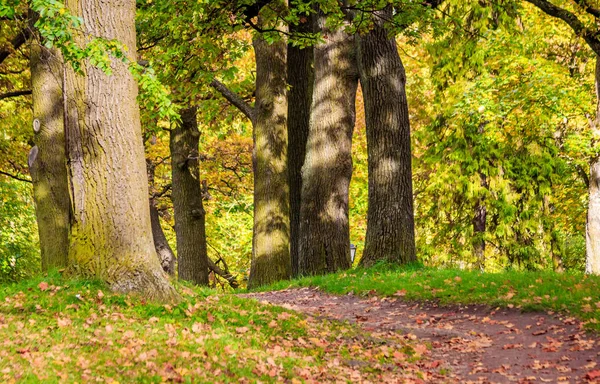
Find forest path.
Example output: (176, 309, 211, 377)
(242, 288, 600, 383)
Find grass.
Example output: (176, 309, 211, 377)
(0, 271, 431, 383)
(258, 263, 600, 331)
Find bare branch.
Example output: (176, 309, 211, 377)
(0, 89, 32, 100)
(151, 183, 172, 199)
(573, 0, 600, 19)
(0, 169, 32, 183)
(207, 241, 239, 288)
(209, 79, 255, 123)
(0, 27, 32, 66)
(525, 0, 600, 55)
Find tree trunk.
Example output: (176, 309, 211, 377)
(298, 9, 358, 276)
(170, 107, 209, 285)
(473, 191, 486, 270)
(551, 230, 564, 272)
(63, 0, 177, 301)
(149, 202, 176, 275)
(287, 11, 314, 277)
(586, 55, 600, 274)
(29, 42, 70, 272)
(247, 28, 291, 288)
(357, 7, 416, 267)
(146, 160, 175, 275)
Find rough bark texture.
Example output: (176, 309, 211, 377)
(170, 107, 209, 285)
(586, 56, 600, 274)
(149, 202, 176, 275)
(357, 7, 416, 267)
(298, 10, 358, 276)
(29, 42, 70, 272)
(63, 0, 177, 302)
(287, 12, 314, 277)
(247, 30, 291, 288)
(146, 160, 175, 275)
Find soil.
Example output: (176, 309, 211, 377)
(242, 287, 600, 383)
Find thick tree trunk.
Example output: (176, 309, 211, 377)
(29, 42, 70, 272)
(247, 29, 291, 288)
(287, 13, 314, 278)
(63, 0, 177, 301)
(586, 56, 600, 274)
(170, 107, 209, 285)
(298, 9, 358, 276)
(357, 7, 416, 267)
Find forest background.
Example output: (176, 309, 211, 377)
(0, 0, 596, 286)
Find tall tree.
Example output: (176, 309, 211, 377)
(29, 40, 70, 271)
(357, 6, 416, 267)
(524, 0, 600, 274)
(298, 7, 358, 275)
(247, 16, 291, 288)
(63, 0, 177, 300)
(287, 8, 314, 277)
(170, 107, 209, 285)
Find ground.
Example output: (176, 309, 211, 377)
(244, 287, 600, 383)
(2, 270, 600, 383)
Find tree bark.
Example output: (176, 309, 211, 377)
(247, 27, 291, 288)
(586, 55, 600, 274)
(170, 107, 209, 285)
(551, 230, 564, 272)
(149, 201, 176, 275)
(63, 0, 177, 301)
(287, 10, 314, 277)
(146, 160, 175, 275)
(298, 9, 358, 276)
(357, 7, 416, 267)
(29, 42, 70, 272)
(472, 189, 486, 270)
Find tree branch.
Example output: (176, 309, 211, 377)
(573, 0, 600, 19)
(0, 89, 32, 100)
(209, 79, 255, 123)
(525, 0, 600, 55)
(0, 170, 32, 183)
(151, 183, 172, 199)
(0, 27, 32, 66)
(208, 257, 239, 288)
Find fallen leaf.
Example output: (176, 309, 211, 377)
(38, 282, 49, 291)
(586, 370, 600, 380)
(57, 317, 71, 327)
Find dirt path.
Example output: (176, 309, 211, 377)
(243, 288, 600, 383)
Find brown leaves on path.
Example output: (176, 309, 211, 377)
(244, 288, 600, 383)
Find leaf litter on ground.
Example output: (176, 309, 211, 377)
(0, 274, 436, 383)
